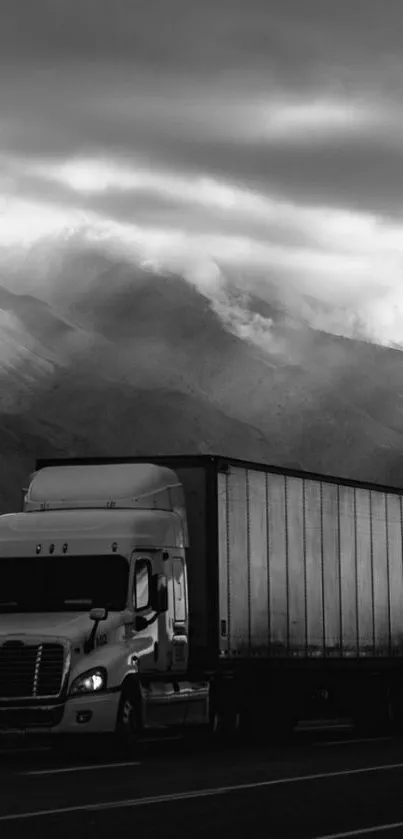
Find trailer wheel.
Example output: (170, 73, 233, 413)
(51, 735, 73, 756)
(115, 688, 142, 755)
(388, 685, 403, 735)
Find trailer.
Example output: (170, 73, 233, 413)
(0, 454, 403, 745)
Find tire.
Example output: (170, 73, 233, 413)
(243, 713, 295, 746)
(353, 689, 390, 737)
(388, 685, 403, 736)
(210, 708, 241, 747)
(115, 688, 142, 756)
(51, 735, 73, 756)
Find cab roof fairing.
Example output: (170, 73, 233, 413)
(0, 508, 187, 555)
(22, 463, 188, 541)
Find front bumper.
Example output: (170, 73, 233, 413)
(0, 691, 121, 736)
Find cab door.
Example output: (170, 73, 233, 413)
(127, 552, 158, 672)
(130, 551, 187, 728)
(129, 550, 173, 674)
(171, 556, 188, 672)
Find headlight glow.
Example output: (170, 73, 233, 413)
(70, 668, 107, 695)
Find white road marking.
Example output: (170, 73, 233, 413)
(297, 721, 352, 732)
(2, 761, 403, 821)
(23, 761, 141, 776)
(313, 818, 403, 837)
(317, 737, 393, 748)
(0, 745, 51, 755)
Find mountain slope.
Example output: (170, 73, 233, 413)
(0, 377, 270, 512)
(2, 244, 403, 512)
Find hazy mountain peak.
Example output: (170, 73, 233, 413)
(1, 237, 403, 513)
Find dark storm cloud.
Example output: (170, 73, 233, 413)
(3, 0, 403, 348)
(146, 135, 403, 218)
(1, 1, 403, 182)
(3, 89, 403, 218)
(1, 0, 403, 84)
(0, 2, 402, 220)
(9, 169, 314, 253)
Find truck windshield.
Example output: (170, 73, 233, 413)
(0, 555, 129, 613)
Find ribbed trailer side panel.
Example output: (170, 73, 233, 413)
(339, 486, 356, 653)
(266, 474, 287, 653)
(218, 465, 403, 659)
(388, 495, 403, 652)
(321, 482, 340, 652)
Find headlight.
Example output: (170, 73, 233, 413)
(70, 668, 107, 695)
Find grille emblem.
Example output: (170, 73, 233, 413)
(32, 645, 43, 697)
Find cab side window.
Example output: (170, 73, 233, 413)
(133, 559, 151, 611)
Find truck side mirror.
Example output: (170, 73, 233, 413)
(90, 607, 108, 622)
(135, 615, 149, 631)
(85, 607, 109, 654)
(150, 574, 168, 614)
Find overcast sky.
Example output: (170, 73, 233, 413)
(2, 0, 403, 345)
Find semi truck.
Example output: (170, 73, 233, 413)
(1, 454, 403, 749)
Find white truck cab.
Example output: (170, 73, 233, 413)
(0, 463, 209, 747)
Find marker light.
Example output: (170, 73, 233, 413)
(36, 544, 42, 554)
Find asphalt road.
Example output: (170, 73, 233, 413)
(1, 728, 403, 838)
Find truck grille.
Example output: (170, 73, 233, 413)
(0, 642, 66, 699)
(0, 704, 65, 730)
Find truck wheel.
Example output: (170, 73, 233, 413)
(211, 709, 241, 745)
(226, 711, 241, 738)
(51, 735, 73, 756)
(115, 689, 142, 755)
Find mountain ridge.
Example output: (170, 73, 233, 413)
(1, 245, 403, 511)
